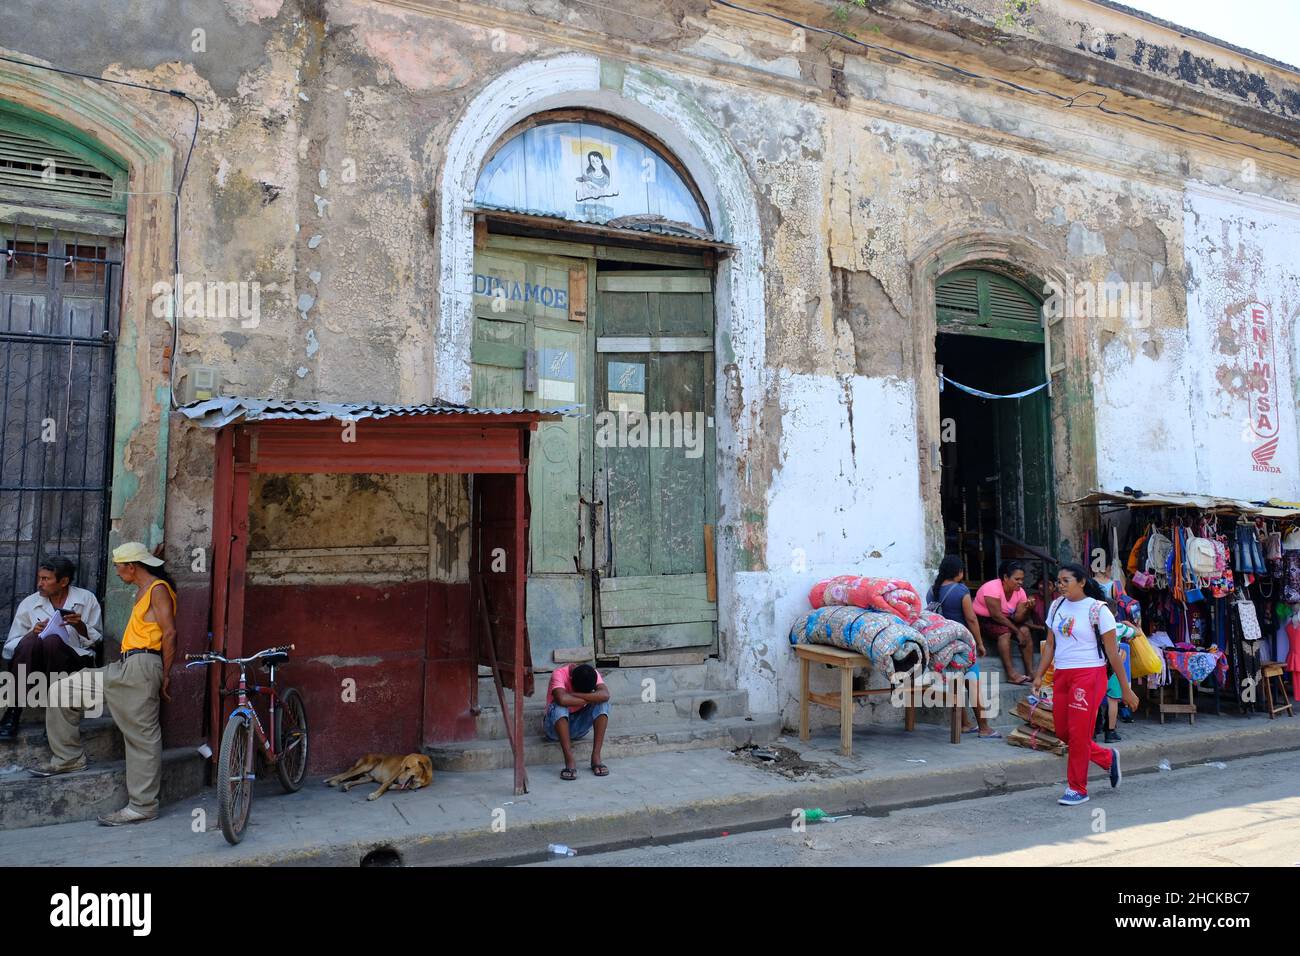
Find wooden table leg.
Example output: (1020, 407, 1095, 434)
(799, 657, 810, 742)
(840, 664, 853, 757)
(905, 676, 916, 732)
(950, 675, 961, 744)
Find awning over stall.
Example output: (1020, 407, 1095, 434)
(1071, 489, 1300, 518)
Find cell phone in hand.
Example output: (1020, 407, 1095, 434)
(57, 608, 74, 617)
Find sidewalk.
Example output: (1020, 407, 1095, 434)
(3, 710, 1297, 866)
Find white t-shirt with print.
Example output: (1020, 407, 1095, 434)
(1048, 597, 1116, 670)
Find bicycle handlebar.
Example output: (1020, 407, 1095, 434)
(184, 644, 295, 668)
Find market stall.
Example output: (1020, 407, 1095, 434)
(1072, 490, 1300, 721)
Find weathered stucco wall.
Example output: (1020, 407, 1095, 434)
(3, 0, 1299, 735)
(1095, 183, 1300, 499)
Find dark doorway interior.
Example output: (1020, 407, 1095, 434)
(937, 332, 1052, 587)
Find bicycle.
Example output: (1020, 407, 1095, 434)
(185, 644, 309, 845)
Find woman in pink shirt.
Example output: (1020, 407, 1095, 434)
(973, 560, 1034, 684)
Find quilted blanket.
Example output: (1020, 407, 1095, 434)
(808, 576, 923, 624)
(788, 606, 927, 683)
(914, 611, 977, 672)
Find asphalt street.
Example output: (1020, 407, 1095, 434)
(531, 750, 1300, 866)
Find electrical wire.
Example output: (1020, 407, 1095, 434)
(0, 53, 201, 409)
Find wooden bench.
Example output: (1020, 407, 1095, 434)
(794, 644, 962, 756)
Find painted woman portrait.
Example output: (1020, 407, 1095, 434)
(576, 150, 618, 202)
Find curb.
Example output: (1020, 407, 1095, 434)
(212, 719, 1300, 867)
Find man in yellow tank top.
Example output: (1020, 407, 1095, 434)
(29, 542, 177, 826)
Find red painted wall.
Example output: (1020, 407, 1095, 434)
(162, 581, 212, 749)
(238, 580, 475, 774)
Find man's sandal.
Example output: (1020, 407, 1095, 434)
(591, 763, 609, 777)
(560, 767, 577, 781)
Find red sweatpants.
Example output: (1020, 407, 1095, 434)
(1052, 665, 1113, 795)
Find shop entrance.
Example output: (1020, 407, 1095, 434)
(935, 268, 1054, 584)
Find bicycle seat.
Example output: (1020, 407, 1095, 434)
(260, 652, 289, 665)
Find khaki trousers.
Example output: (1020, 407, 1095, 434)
(47, 654, 164, 815)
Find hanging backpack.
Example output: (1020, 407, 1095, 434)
(1127, 526, 1151, 576)
(1188, 534, 1218, 579)
(1146, 529, 1172, 589)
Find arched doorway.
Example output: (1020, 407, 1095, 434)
(934, 266, 1055, 585)
(0, 102, 127, 627)
(469, 109, 724, 665)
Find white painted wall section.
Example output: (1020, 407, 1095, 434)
(734, 372, 927, 719)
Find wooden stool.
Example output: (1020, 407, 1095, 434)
(1261, 662, 1294, 719)
(794, 644, 959, 756)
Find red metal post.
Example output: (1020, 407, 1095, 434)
(223, 428, 253, 716)
(207, 427, 235, 763)
(513, 466, 527, 796)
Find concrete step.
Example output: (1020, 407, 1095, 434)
(0, 748, 207, 829)
(474, 688, 751, 738)
(428, 712, 780, 772)
(0, 716, 124, 769)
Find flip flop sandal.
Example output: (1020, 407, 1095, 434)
(977, 731, 1004, 739)
(1014, 675, 1034, 685)
(560, 767, 577, 781)
(590, 763, 609, 777)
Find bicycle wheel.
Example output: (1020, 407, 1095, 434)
(275, 687, 309, 793)
(217, 713, 255, 845)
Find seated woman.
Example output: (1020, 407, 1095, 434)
(927, 555, 1000, 739)
(973, 559, 1034, 685)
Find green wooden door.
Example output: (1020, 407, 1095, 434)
(594, 272, 717, 655)
(471, 246, 593, 663)
(936, 269, 1054, 551)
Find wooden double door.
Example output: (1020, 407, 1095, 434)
(471, 236, 717, 664)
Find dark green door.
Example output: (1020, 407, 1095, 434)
(594, 271, 717, 655)
(936, 269, 1054, 552)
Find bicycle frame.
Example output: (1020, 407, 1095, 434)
(227, 660, 283, 769)
(186, 645, 295, 771)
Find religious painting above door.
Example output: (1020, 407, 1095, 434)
(474, 117, 711, 234)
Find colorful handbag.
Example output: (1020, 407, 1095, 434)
(1235, 598, 1262, 642)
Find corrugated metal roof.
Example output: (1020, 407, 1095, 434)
(1072, 489, 1300, 517)
(177, 397, 578, 430)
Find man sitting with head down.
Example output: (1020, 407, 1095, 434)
(543, 663, 611, 780)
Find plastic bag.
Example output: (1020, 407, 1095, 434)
(1127, 630, 1164, 679)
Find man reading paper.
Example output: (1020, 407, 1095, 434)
(1, 556, 103, 739)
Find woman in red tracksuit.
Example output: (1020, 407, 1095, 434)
(1032, 563, 1139, 806)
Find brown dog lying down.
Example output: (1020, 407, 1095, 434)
(324, 753, 434, 801)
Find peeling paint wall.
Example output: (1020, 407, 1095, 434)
(4, 0, 1299, 740)
(1096, 184, 1300, 499)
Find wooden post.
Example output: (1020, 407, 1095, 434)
(839, 664, 853, 756)
(799, 656, 810, 743)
